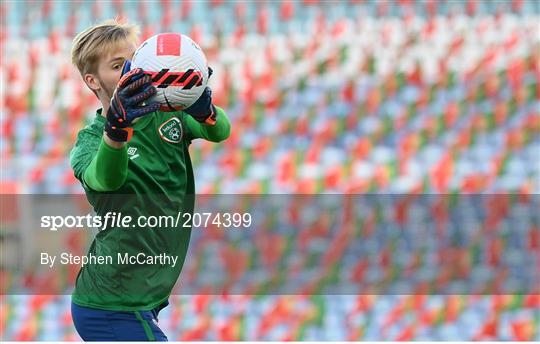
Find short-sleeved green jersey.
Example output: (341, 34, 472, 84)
(70, 108, 230, 311)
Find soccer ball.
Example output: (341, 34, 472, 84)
(131, 33, 209, 112)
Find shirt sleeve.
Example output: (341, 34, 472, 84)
(70, 129, 128, 192)
(184, 105, 231, 143)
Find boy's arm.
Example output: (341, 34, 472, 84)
(71, 64, 158, 191)
(184, 105, 231, 142)
(83, 136, 128, 191)
(70, 131, 128, 192)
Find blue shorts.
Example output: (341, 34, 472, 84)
(71, 301, 169, 341)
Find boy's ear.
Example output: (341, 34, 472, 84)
(84, 73, 101, 92)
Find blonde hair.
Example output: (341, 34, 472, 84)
(71, 19, 140, 76)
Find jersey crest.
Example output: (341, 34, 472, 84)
(158, 117, 183, 143)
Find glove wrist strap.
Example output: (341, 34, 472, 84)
(104, 121, 133, 142)
(203, 105, 217, 125)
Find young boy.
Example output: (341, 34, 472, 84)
(69, 19, 230, 341)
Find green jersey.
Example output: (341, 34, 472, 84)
(70, 107, 230, 311)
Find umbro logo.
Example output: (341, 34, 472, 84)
(127, 147, 139, 160)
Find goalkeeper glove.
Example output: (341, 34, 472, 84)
(104, 61, 160, 142)
(183, 67, 216, 125)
